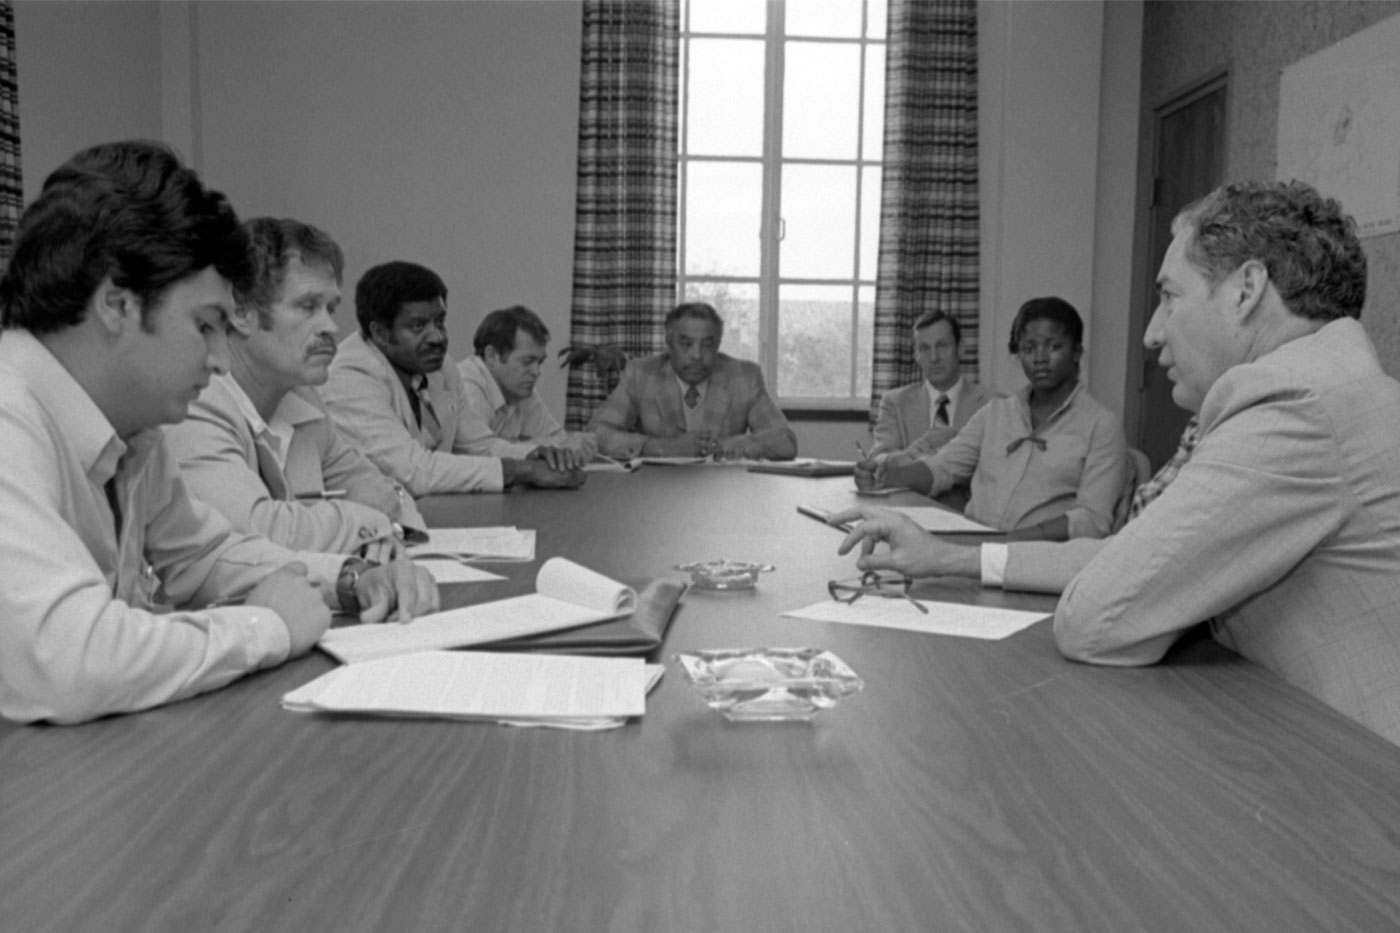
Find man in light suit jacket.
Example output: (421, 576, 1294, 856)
(870, 310, 995, 458)
(166, 218, 425, 559)
(323, 262, 583, 496)
(833, 180, 1400, 745)
(590, 302, 797, 460)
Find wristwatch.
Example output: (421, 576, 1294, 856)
(336, 556, 376, 614)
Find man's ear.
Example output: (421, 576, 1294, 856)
(368, 320, 388, 346)
(1232, 259, 1270, 322)
(483, 346, 501, 366)
(227, 302, 257, 338)
(91, 278, 141, 336)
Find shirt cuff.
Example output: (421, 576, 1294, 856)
(218, 605, 293, 669)
(980, 543, 1009, 588)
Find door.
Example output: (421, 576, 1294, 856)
(1137, 76, 1226, 470)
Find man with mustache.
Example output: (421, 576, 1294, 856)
(324, 261, 584, 495)
(166, 218, 424, 558)
(455, 304, 596, 469)
(589, 302, 797, 460)
(0, 142, 436, 724)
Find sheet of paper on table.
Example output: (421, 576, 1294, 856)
(318, 557, 638, 664)
(415, 561, 506, 585)
(783, 599, 1047, 640)
(584, 455, 642, 472)
(408, 526, 536, 562)
(886, 506, 998, 534)
(282, 651, 660, 729)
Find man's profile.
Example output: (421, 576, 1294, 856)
(589, 302, 797, 460)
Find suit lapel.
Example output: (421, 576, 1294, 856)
(655, 368, 689, 434)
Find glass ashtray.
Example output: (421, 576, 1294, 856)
(673, 648, 864, 722)
(674, 560, 775, 590)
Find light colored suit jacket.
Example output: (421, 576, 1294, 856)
(1052, 318, 1400, 745)
(589, 353, 797, 459)
(322, 333, 503, 496)
(165, 374, 423, 554)
(871, 377, 996, 456)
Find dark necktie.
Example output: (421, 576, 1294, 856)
(934, 395, 950, 426)
(684, 385, 700, 409)
(104, 477, 123, 538)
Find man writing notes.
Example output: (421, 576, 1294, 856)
(0, 142, 436, 724)
(836, 181, 1400, 744)
(456, 304, 595, 469)
(166, 218, 425, 557)
(870, 310, 995, 457)
(323, 262, 584, 495)
(589, 302, 797, 460)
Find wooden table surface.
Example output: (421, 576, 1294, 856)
(2, 467, 1399, 932)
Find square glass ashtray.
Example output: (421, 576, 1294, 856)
(674, 560, 775, 590)
(673, 648, 864, 722)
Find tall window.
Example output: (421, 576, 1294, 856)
(678, 0, 887, 409)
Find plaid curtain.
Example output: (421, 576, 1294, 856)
(870, 0, 979, 421)
(564, 0, 680, 430)
(0, 1, 20, 266)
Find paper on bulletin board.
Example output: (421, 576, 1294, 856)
(1277, 13, 1400, 239)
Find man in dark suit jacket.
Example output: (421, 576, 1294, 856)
(590, 303, 797, 460)
(871, 310, 995, 457)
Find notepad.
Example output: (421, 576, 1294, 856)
(407, 526, 536, 562)
(318, 557, 638, 664)
(282, 651, 653, 724)
(415, 561, 506, 585)
(885, 506, 998, 534)
(783, 599, 1046, 640)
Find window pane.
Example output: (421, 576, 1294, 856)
(683, 280, 760, 364)
(780, 164, 856, 280)
(860, 165, 881, 281)
(776, 284, 856, 398)
(687, 39, 765, 157)
(867, 0, 888, 39)
(783, 42, 861, 159)
(686, 162, 763, 278)
(785, 0, 862, 38)
(856, 285, 875, 397)
(687, 0, 765, 35)
(863, 45, 885, 160)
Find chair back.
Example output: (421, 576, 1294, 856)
(1111, 447, 1153, 532)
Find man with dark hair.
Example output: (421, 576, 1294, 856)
(835, 180, 1400, 745)
(456, 304, 595, 468)
(870, 310, 995, 457)
(166, 218, 426, 556)
(323, 261, 583, 494)
(589, 302, 797, 460)
(0, 142, 436, 724)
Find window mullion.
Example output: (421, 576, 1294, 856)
(757, 1, 784, 381)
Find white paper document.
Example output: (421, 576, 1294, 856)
(319, 557, 638, 664)
(282, 651, 651, 724)
(416, 561, 506, 585)
(783, 599, 1047, 641)
(886, 506, 998, 534)
(408, 526, 536, 562)
(584, 455, 642, 473)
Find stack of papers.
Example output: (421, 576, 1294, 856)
(283, 651, 662, 730)
(319, 557, 638, 664)
(408, 526, 536, 562)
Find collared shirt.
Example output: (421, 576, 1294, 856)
(925, 376, 965, 429)
(0, 330, 344, 724)
(165, 373, 424, 553)
(456, 354, 587, 459)
(323, 333, 504, 496)
(919, 381, 1127, 538)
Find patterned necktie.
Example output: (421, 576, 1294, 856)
(684, 384, 700, 409)
(934, 395, 950, 426)
(1128, 416, 1202, 521)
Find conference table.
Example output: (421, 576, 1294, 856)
(2, 466, 1399, 932)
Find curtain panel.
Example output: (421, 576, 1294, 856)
(0, 1, 20, 267)
(564, 0, 680, 431)
(870, 0, 979, 422)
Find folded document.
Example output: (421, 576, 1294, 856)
(319, 557, 637, 664)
